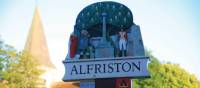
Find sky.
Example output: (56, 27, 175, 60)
(0, 0, 200, 80)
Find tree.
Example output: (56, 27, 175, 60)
(0, 40, 17, 72)
(0, 39, 18, 87)
(0, 39, 44, 88)
(132, 51, 200, 88)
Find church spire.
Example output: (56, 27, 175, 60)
(24, 7, 55, 69)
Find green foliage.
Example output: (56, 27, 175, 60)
(76, 1, 133, 30)
(133, 51, 200, 88)
(0, 39, 44, 88)
(0, 41, 17, 72)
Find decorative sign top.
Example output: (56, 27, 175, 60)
(75, 1, 133, 37)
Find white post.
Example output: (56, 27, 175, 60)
(102, 12, 107, 42)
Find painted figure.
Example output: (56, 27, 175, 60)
(79, 30, 90, 59)
(69, 33, 78, 59)
(119, 28, 127, 57)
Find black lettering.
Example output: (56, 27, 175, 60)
(108, 63, 114, 73)
(132, 61, 141, 71)
(71, 65, 78, 75)
(87, 64, 93, 74)
(80, 65, 86, 74)
(122, 62, 131, 72)
(114, 63, 121, 72)
(95, 64, 102, 73)
(103, 64, 106, 73)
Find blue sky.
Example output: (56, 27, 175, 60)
(0, 0, 200, 80)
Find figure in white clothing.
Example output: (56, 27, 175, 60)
(119, 28, 127, 57)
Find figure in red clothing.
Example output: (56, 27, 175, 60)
(69, 33, 78, 59)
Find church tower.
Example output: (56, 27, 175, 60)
(24, 7, 55, 69)
(24, 7, 56, 87)
(24, 7, 78, 88)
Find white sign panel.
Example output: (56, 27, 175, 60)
(63, 56, 150, 81)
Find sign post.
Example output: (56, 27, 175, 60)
(63, 1, 150, 88)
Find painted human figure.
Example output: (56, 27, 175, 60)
(119, 28, 127, 57)
(69, 33, 78, 59)
(79, 30, 90, 59)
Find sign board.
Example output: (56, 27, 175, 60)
(63, 56, 150, 81)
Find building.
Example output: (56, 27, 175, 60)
(24, 7, 78, 88)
